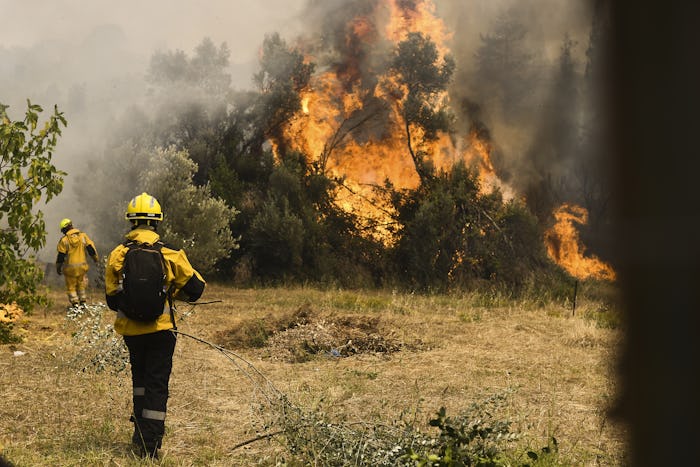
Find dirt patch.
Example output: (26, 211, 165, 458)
(214, 303, 418, 362)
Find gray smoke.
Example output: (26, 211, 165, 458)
(291, 0, 601, 219)
(1, 0, 307, 260)
(1, 0, 604, 261)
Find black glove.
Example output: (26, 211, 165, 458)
(56, 263, 63, 275)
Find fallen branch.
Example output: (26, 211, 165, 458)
(230, 430, 285, 451)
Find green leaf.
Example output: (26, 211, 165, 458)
(0, 100, 66, 311)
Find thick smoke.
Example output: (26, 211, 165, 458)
(1, 0, 607, 261)
(437, 1, 598, 197)
(293, 0, 604, 229)
(1, 0, 307, 260)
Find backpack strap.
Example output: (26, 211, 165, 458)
(167, 289, 177, 331)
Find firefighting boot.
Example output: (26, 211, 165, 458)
(130, 414, 146, 450)
(141, 443, 159, 460)
(78, 290, 88, 307)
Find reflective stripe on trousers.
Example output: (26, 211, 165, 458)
(143, 408, 167, 421)
(124, 330, 176, 445)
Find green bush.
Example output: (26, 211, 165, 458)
(0, 322, 22, 344)
(405, 396, 517, 466)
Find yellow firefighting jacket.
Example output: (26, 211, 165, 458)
(56, 228, 98, 277)
(105, 227, 205, 336)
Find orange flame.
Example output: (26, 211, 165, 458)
(274, 0, 511, 245)
(384, 0, 452, 54)
(276, 0, 613, 281)
(281, 0, 462, 187)
(544, 203, 615, 281)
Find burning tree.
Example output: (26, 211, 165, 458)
(388, 31, 455, 184)
(73, 0, 615, 290)
(252, 0, 560, 288)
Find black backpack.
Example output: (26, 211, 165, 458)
(120, 240, 170, 322)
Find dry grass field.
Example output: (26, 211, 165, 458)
(0, 283, 627, 466)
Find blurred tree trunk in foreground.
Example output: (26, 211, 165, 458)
(610, 1, 700, 465)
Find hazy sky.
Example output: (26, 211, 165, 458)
(1, 0, 307, 68)
(1, 1, 311, 260)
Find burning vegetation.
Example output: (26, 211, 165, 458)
(274, 1, 506, 242)
(544, 204, 615, 281)
(73, 0, 614, 291)
(270, 0, 613, 282)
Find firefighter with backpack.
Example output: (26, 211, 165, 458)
(55, 218, 99, 307)
(104, 192, 205, 459)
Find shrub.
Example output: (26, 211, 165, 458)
(269, 391, 528, 466)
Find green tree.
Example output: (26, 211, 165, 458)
(139, 146, 239, 274)
(391, 162, 552, 291)
(392, 163, 484, 290)
(206, 34, 318, 281)
(0, 101, 66, 311)
(247, 32, 315, 151)
(145, 38, 232, 184)
(244, 150, 383, 286)
(389, 32, 455, 184)
(473, 8, 535, 120)
(249, 197, 305, 280)
(148, 37, 231, 94)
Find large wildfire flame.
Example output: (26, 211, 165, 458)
(274, 0, 509, 238)
(286, 0, 499, 189)
(544, 204, 616, 281)
(273, 0, 614, 281)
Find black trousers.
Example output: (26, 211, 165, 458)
(124, 330, 176, 449)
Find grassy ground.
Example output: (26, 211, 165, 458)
(0, 283, 627, 466)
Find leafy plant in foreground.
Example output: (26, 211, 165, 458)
(1, 101, 65, 312)
(271, 391, 526, 466)
(405, 393, 517, 466)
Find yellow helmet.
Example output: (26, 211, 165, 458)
(59, 218, 72, 230)
(125, 192, 163, 222)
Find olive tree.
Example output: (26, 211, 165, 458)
(140, 145, 239, 274)
(0, 101, 66, 310)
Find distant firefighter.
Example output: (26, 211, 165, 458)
(55, 218, 99, 307)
